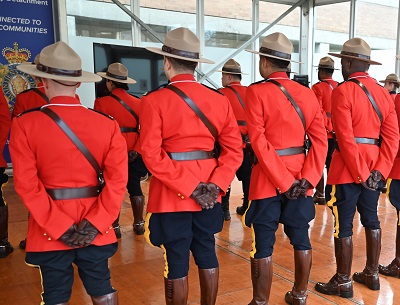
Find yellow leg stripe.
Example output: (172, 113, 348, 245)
(241, 200, 252, 228)
(327, 185, 340, 238)
(1, 180, 8, 206)
(160, 244, 169, 278)
(144, 212, 155, 247)
(25, 262, 45, 305)
(250, 224, 256, 259)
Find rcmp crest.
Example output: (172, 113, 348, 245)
(1, 42, 36, 109)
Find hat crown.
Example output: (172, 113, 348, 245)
(223, 59, 241, 71)
(318, 56, 335, 68)
(342, 38, 371, 57)
(164, 27, 200, 54)
(385, 73, 399, 82)
(39, 41, 82, 71)
(261, 32, 293, 56)
(107, 63, 129, 78)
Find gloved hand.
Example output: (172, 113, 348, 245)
(206, 183, 221, 201)
(128, 150, 139, 163)
(66, 219, 99, 248)
(284, 180, 301, 200)
(298, 178, 311, 197)
(363, 170, 382, 191)
(191, 182, 220, 209)
(59, 224, 77, 247)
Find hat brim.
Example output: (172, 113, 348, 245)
(379, 79, 400, 84)
(97, 72, 136, 84)
(17, 64, 101, 82)
(245, 49, 301, 64)
(146, 47, 215, 64)
(215, 69, 248, 75)
(312, 65, 340, 70)
(328, 52, 381, 65)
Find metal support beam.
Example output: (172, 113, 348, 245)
(130, 0, 141, 46)
(299, 0, 314, 77)
(196, 0, 205, 77)
(396, 0, 400, 75)
(251, 0, 260, 83)
(349, 0, 357, 38)
(199, 0, 306, 83)
(54, 0, 68, 43)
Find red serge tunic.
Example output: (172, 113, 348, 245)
(245, 72, 328, 200)
(327, 72, 399, 185)
(219, 82, 248, 145)
(12, 82, 48, 118)
(10, 96, 128, 252)
(388, 94, 400, 179)
(312, 78, 338, 138)
(94, 88, 141, 153)
(140, 74, 243, 213)
(0, 88, 11, 167)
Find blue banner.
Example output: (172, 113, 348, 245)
(0, 0, 56, 163)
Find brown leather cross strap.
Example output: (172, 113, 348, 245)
(226, 86, 245, 109)
(167, 150, 215, 161)
(348, 79, 383, 123)
(32, 88, 49, 103)
(40, 107, 105, 199)
(109, 93, 139, 129)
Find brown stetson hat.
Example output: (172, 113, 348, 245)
(328, 38, 381, 65)
(18, 41, 101, 82)
(146, 27, 214, 64)
(97, 62, 136, 84)
(215, 59, 248, 75)
(245, 32, 300, 63)
(313, 56, 339, 70)
(379, 73, 400, 85)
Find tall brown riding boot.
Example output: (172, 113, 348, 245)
(313, 175, 326, 205)
(91, 291, 118, 305)
(285, 250, 312, 305)
(0, 206, 13, 258)
(315, 236, 353, 298)
(199, 268, 219, 305)
(379, 225, 400, 277)
(353, 229, 381, 290)
(131, 195, 145, 235)
(164, 276, 188, 305)
(248, 256, 272, 305)
(112, 213, 121, 239)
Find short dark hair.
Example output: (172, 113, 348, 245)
(390, 82, 400, 89)
(168, 56, 197, 73)
(231, 73, 242, 81)
(110, 80, 129, 91)
(319, 68, 334, 75)
(264, 56, 290, 69)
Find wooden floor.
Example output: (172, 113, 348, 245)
(1, 176, 400, 305)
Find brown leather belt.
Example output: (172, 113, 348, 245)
(237, 120, 247, 126)
(354, 137, 380, 145)
(276, 146, 305, 157)
(167, 150, 215, 161)
(120, 127, 138, 133)
(46, 186, 101, 200)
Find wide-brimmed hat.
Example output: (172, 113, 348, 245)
(215, 59, 248, 75)
(146, 27, 214, 64)
(18, 41, 101, 82)
(379, 73, 400, 84)
(97, 63, 136, 84)
(313, 56, 339, 70)
(328, 38, 381, 65)
(245, 32, 299, 63)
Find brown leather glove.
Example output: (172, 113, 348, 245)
(191, 182, 220, 209)
(128, 150, 139, 163)
(59, 225, 77, 247)
(298, 178, 311, 197)
(66, 219, 99, 248)
(363, 170, 382, 191)
(284, 180, 301, 200)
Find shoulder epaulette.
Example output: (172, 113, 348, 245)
(143, 83, 168, 96)
(337, 81, 346, 87)
(16, 106, 42, 118)
(201, 84, 223, 95)
(18, 88, 36, 95)
(88, 108, 114, 120)
(248, 79, 267, 87)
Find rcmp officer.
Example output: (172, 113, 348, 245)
(311, 56, 339, 205)
(95, 62, 147, 236)
(141, 27, 243, 305)
(379, 73, 400, 101)
(11, 41, 128, 305)
(244, 32, 327, 305)
(216, 59, 252, 220)
(315, 38, 399, 298)
(0, 87, 12, 258)
(12, 54, 49, 118)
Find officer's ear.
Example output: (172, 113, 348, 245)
(77, 83, 81, 88)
